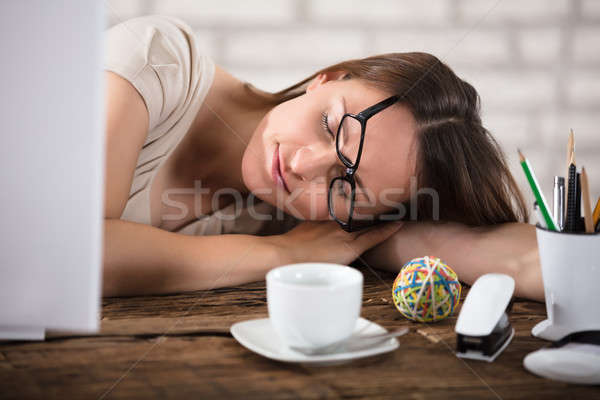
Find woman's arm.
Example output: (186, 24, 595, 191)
(103, 219, 404, 297)
(362, 221, 544, 302)
(103, 219, 284, 297)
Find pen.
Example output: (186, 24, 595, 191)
(518, 149, 557, 231)
(553, 176, 565, 231)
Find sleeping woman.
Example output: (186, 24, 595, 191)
(103, 15, 543, 301)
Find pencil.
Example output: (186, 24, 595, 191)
(581, 167, 594, 233)
(533, 201, 547, 229)
(566, 129, 575, 171)
(518, 149, 557, 231)
(593, 197, 600, 227)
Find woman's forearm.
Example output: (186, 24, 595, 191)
(103, 219, 282, 297)
(362, 221, 544, 302)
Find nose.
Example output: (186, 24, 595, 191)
(289, 143, 338, 182)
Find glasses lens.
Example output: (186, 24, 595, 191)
(337, 116, 362, 166)
(329, 177, 354, 223)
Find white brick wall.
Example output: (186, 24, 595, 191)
(459, 70, 557, 108)
(105, 0, 147, 26)
(223, 29, 366, 67)
(573, 28, 600, 64)
(518, 28, 562, 64)
(581, 0, 600, 19)
(458, 0, 570, 24)
(374, 30, 512, 67)
(306, 0, 451, 24)
(567, 71, 600, 104)
(152, 0, 296, 24)
(106, 0, 600, 224)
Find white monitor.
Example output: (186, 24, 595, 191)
(0, 0, 105, 340)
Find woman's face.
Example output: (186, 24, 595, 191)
(242, 71, 418, 222)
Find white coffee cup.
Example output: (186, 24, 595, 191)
(266, 262, 363, 349)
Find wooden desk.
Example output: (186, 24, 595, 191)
(1, 265, 597, 399)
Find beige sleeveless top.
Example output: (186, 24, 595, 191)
(103, 15, 299, 236)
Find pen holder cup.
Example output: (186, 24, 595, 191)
(532, 226, 600, 341)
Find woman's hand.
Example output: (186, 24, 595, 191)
(361, 220, 545, 302)
(267, 220, 404, 266)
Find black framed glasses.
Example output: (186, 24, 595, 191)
(327, 94, 400, 232)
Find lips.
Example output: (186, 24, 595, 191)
(272, 144, 291, 194)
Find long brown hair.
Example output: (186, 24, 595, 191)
(244, 52, 529, 226)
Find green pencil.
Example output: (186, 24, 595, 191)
(518, 149, 557, 231)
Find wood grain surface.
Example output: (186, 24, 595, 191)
(1, 263, 598, 399)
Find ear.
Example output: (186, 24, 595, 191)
(306, 70, 349, 93)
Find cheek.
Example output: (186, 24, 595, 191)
(241, 119, 270, 193)
(284, 182, 331, 220)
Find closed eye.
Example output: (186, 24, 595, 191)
(323, 112, 370, 203)
(321, 112, 335, 138)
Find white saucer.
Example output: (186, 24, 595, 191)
(523, 343, 600, 385)
(230, 317, 400, 365)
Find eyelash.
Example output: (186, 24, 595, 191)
(321, 112, 335, 138)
